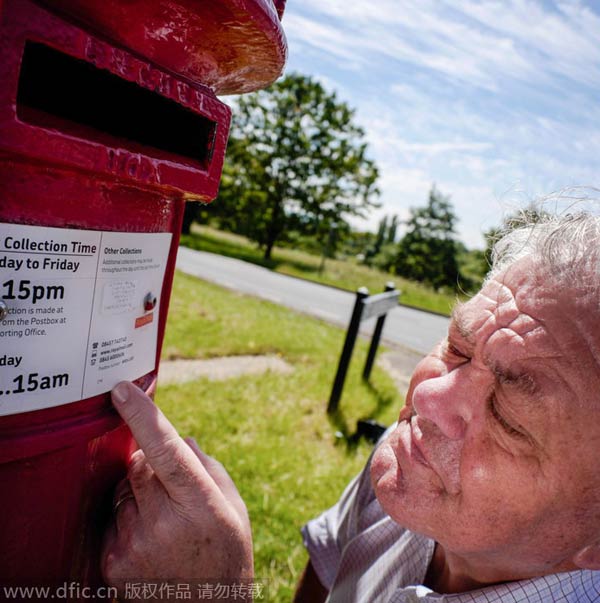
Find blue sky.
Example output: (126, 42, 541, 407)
(280, 0, 600, 248)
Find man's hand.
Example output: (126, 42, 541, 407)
(101, 382, 253, 600)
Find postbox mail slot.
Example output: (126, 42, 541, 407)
(17, 42, 217, 170)
(0, 0, 232, 200)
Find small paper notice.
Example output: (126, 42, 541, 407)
(0, 223, 172, 416)
(102, 280, 138, 315)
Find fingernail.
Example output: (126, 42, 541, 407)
(112, 382, 130, 405)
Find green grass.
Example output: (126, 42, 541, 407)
(157, 271, 403, 601)
(180, 225, 460, 315)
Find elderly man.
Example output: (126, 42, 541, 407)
(102, 212, 600, 602)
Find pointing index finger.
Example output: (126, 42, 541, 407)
(111, 381, 210, 498)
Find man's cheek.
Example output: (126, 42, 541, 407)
(458, 455, 529, 534)
(432, 437, 463, 496)
(459, 453, 499, 504)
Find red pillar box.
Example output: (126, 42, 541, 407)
(0, 0, 286, 591)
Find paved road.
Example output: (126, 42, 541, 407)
(176, 246, 450, 356)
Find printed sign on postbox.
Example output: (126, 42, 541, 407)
(0, 223, 172, 416)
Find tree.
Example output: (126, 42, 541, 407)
(214, 73, 379, 259)
(363, 213, 399, 268)
(386, 215, 399, 244)
(394, 186, 461, 290)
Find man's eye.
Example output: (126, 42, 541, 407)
(488, 393, 524, 439)
(446, 341, 469, 360)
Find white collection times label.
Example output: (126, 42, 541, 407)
(0, 223, 172, 416)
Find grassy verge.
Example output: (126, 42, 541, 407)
(180, 225, 459, 315)
(158, 271, 403, 601)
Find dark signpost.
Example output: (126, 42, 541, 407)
(327, 282, 400, 414)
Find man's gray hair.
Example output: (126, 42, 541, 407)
(488, 208, 600, 287)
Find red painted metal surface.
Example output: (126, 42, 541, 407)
(0, 0, 287, 591)
(39, 0, 288, 95)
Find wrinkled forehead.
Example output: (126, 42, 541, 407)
(455, 262, 600, 400)
(459, 259, 590, 327)
(453, 265, 544, 342)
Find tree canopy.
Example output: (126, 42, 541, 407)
(394, 186, 462, 290)
(212, 73, 379, 259)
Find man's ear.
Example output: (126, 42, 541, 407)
(573, 544, 600, 570)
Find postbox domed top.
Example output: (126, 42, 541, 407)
(44, 0, 288, 95)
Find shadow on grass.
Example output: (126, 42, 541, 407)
(328, 378, 395, 452)
(364, 379, 397, 418)
(180, 232, 324, 277)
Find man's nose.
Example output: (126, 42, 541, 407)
(411, 369, 472, 439)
